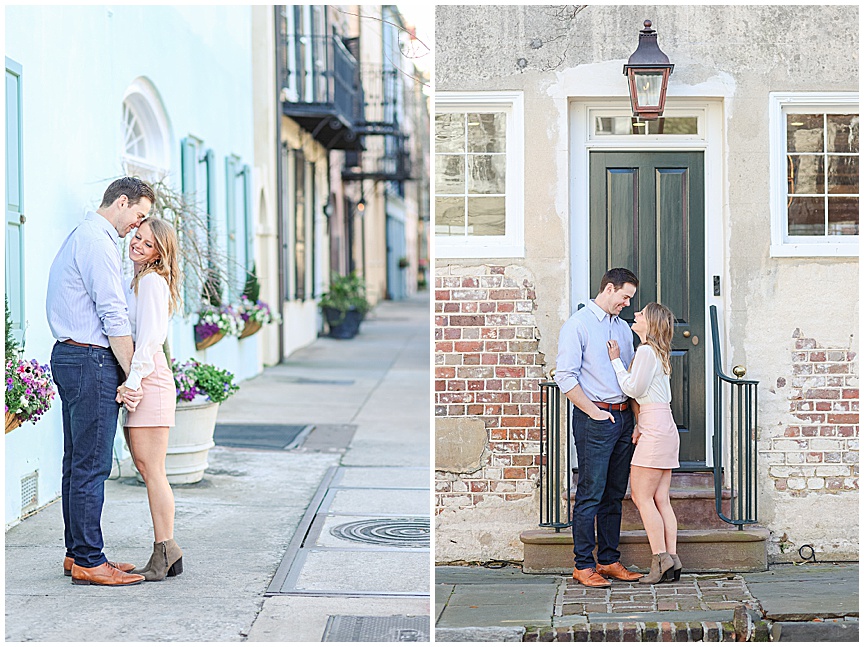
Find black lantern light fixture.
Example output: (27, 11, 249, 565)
(623, 20, 674, 120)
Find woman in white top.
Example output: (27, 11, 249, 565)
(606, 302, 681, 585)
(115, 217, 184, 581)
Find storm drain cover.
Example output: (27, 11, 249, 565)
(322, 615, 429, 642)
(214, 424, 312, 450)
(329, 517, 429, 548)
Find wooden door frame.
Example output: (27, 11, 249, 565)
(568, 98, 725, 468)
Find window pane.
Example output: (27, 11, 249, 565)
(787, 114, 824, 153)
(595, 116, 698, 135)
(828, 197, 859, 235)
(435, 113, 465, 153)
(467, 154, 506, 194)
(788, 155, 825, 194)
(468, 113, 505, 153)
(827, 155, 859, 194)
(435, 196, 466, 235)
(634, 73, 663, 107)
(467, 196, 506, 236)
(827, 115, 859, 153)
(788, 196, 825, 236)
(435, 155, 465, 194)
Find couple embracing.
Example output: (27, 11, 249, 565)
(556, 268, 682, 587)
(46, 178, 184, 586)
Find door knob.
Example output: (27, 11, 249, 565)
(682, 330, 691, 338)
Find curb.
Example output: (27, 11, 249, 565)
(434, 626, 525, 642)
(770, 618, 859, 642)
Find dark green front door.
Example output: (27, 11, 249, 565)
(589, 151, 706, 468)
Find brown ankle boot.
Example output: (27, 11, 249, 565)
(132, 539, 183, 581)
(639, 552, 674, 584)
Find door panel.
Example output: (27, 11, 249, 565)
(590, 151, 705, 467)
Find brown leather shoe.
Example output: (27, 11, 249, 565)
(597, 561, 642, 582)
(64, 556, 135, 576)
(572, 566, 611, 588)
(70, 562, 144, 586)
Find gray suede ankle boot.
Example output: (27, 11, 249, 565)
(669, 553, 682, 581)
(639, 552, 674, 584)
(132, 539, 183, 581)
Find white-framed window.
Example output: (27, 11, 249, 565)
(435, 91, 524, 258)
(769, 92, 859, 257)
(121, 77, 170, 180)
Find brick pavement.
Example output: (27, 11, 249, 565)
(557, 574, 759, 616)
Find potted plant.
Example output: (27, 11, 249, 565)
(319, 272, 370, 339)
(398, 256, 410, 269)
(194, 304, 243, 350)
(138, 359, 240, 484)
(237, 264, 281, 339)
(5, 296, 56, 434)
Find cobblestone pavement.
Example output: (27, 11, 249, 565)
(557, 574, 760, 616)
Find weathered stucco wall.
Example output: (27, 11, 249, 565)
(435, 4, 858, 563)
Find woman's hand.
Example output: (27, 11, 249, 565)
(631, 424, 641, 445)
(607, 339, 620, 360)
(116, 384, 143, 411)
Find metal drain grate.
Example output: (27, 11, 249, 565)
(329, 517, 429, 548)
(20, 471, 38, 516)
(214, 424, 313, 450)
(322, 615, 429, 642)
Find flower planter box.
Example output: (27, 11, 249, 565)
(5, 411, 21, 434)
(195, 330, 225, 351)
(238, 319, 262, 339)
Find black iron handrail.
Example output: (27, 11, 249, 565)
(710, 305, 759, 530)
(539, 380, 572, 530)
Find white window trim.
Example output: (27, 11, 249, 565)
(769, 92, 859, 257)
(434, 91, 525, 259)
(121, 77, 171, 180)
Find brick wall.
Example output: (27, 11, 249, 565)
(766, 329, 859, 495)
(434, 265, 546, 514)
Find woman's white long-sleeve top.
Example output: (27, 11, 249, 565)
(124, 272, 169, 391)
(611, 344, 671, 404)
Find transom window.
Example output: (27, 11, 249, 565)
(435, 92, 524, 258)
(769, 93, 858, 257)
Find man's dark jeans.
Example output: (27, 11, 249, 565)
(571, 406, 635, 570)
(51, 342, 123, 568)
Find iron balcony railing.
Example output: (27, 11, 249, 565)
(280, 34, 362, 149)
(710, 305, 759, 530)
(342, 134, 412, 182)
(539, 380, 572, 530)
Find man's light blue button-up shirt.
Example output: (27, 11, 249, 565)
(554, 300, 636, 403)
(46, 211, 131, 346)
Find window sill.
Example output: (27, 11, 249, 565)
(770, 242, 859, 258)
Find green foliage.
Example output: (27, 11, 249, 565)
(242, 263, 261, 303)
(172, 358, 240, 404)
(5, 295, 18, 358)
(319, 272, 370, 316)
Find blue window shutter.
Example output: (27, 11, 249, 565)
(5, 58, 25, 343)
(180, 137, 199, 312)
(225, 156, 237, 300)
(242, 164, 254, 274)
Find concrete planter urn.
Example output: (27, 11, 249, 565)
(136, 400, 218, 485)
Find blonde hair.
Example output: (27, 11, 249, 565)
(130, 217, 182, 315)
(638, 302, 675, 375)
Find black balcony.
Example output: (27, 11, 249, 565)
(280, 34, 363, 151)
(354, 66, 402, 136)
(342, 134, 412, 182)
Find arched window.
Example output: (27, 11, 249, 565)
(121, 77, 171, 180)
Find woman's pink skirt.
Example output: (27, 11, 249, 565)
(632, 402, 679, 469)
(124, 351, 175, 428)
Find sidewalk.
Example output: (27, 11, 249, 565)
(435, 561, 858, 642)
(5, 294, 431, 642)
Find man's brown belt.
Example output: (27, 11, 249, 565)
(593, 400, 629, 411)
(62, 339, 108, 350)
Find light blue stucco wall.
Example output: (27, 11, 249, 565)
(5, 5, 260, 526)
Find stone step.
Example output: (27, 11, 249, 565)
(520, 526, 770, 574)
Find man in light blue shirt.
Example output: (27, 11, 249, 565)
(555, 268, 642, 588)
(47, 177, 154, 586)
